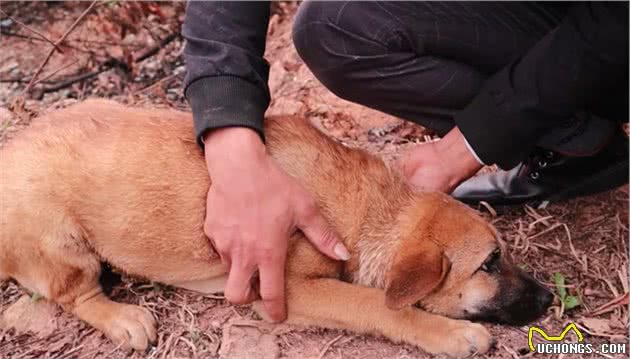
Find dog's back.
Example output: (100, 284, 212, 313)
(0, 100, 219, 289)
(0, 99, 350, 291)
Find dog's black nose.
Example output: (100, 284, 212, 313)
(537, 288, 554, 310)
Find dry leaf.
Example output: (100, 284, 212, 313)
(580, 317, 612, 334)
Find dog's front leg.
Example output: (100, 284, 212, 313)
(255, 278, 493, 358)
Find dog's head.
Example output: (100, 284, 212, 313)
(385, 193, 553, 326)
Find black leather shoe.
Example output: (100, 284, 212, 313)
(452, 131, 629, 205)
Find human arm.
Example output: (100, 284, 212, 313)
(182, 2, 350, 321)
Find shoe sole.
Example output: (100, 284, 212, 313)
(547, 159, 629, 202)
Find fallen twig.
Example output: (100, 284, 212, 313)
(479, 201, 497, 217)
(22, 0, 99, 95)
(0, 9, 62, 52)
(159, 332, 177, 359)
(50, 344, 84, 359)
(590, 292, 629, 316)
(317, 334, 344, 359)
(177, 336, 198, 359)
(574, 322, 625, 340)
(35, 32, 180, 95)
(32, 59, 80, 87)
(36, 57, 129, 95)
(0, 29, 145, 49)
(501, 344, 521, 359)
(0, 77, 52, 84)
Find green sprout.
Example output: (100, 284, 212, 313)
(553, 272, 580, 310)
(30, 292, 43, 303)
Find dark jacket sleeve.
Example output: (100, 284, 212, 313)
(456, 2, 629, 169)
(182, 1, 271, 147)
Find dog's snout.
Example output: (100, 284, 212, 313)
(469, 268, 554, 326)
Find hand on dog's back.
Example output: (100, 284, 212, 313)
(203, 127, 351, 321)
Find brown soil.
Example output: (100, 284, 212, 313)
(1, 3, 628, 359)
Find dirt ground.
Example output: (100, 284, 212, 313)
(1, 2, 628, 359)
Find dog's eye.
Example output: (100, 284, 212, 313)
(479, 248, 501, 273)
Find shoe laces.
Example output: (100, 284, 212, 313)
(525, 150, 556, 180)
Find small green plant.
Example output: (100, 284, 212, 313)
(30, 292, 42, 303)
(105, 0, 119, 8)
(553, 272, 580, 310)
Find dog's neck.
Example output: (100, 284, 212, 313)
(267, 118, 413, 287)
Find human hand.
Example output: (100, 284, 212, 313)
(397, 126, 482, 193)
(203, 127, 350, 322)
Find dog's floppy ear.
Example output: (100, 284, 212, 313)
(385, 238, 451, 310)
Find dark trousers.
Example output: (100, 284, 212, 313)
(293, 1, 628, 167)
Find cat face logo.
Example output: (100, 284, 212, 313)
(528, 323, 584, 352)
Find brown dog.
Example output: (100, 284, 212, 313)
(0, 100, 552, 357)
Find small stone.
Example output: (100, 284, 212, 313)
(0, 295, 60, 337)
(174, 66, 186, 75)
(219, 319, 279, 359)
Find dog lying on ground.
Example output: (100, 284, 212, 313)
(0, 100, 553, 357)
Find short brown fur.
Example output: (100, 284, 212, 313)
(0, 100, 551, 358)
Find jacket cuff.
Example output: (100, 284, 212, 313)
(455, 87, 537, 170)
(185, 76, 269, 148)
(462, 135, 486, 166)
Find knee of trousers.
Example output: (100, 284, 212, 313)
(292, 1, 367, 102)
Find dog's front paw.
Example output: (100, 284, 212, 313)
(102, 304, 157, 351)
(443, 320, 494, 358)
